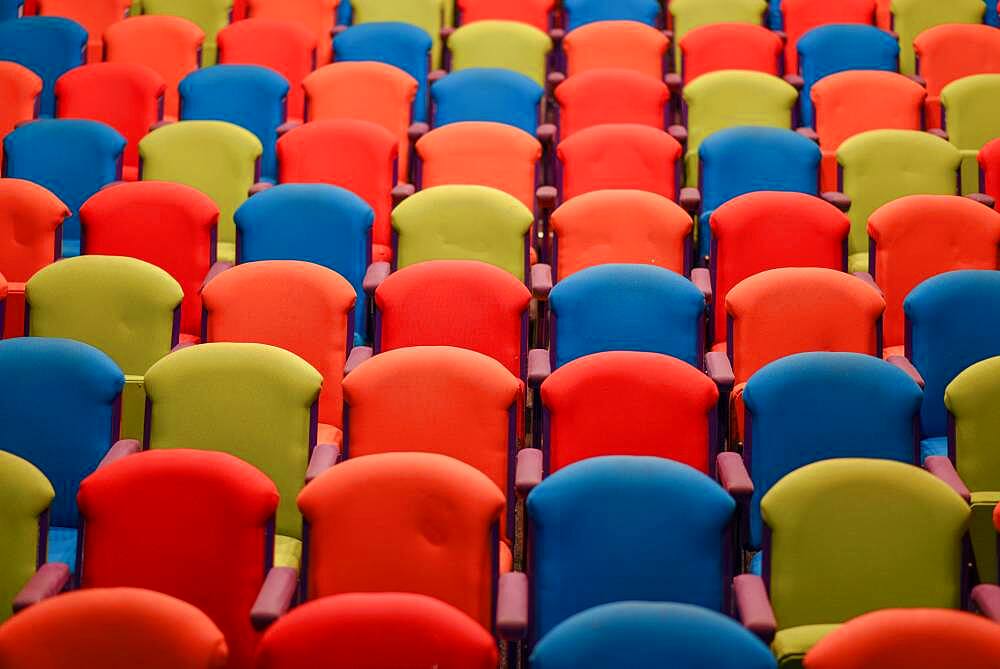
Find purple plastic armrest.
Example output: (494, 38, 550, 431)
(536, 124, 558, 146)
(149, 120, 173, 132)
(972, 584, 1000, 622)
(305, 443, 340, 483)
(407, 122, 429, 144)
(927, 128, 949, 141)
(546, 71, 566, 92)
(548, 27, 565, 43)
(536, 185, 558, 209)
(250, 567, 298, 631)
(662, 29, 674, 42)
(717, 452, 753, 499)
(820, 191, 851, 212)
(344, 346, 373, 375)
(391, 183, 415, 206)
(201, 261, 232, 292)
(679, 187, 701, 214)
(515, 448, 544, 497)
(691, 267, 712, 302)
(733, 574, 777, 643)
(330, 24, 347, 37)
(99, 439, 141, 469)
(12, 563, 71, 613)
(363, 262, 391, 295)
(664, 72, 682, 95)
(907, 73, 927, 87)
(705, 351, 735, 389)
(531, 263, 553, 300)
(667, 124, 688, 147)
(276, 121, 302, 137)
(248, 182, 274, 197)
(440, 25, 454, 42)
(852, 271, 882, 295)
(966, 192, 995, 209)
(795, 127, 819, 143)
(496, 572, 529, 640)
(527, 348, 551, 386)
(428, 69, 447, 85)
(782, 73, 804, 90)
(887, 355, 925, 388)
(924, 456, 971, 502)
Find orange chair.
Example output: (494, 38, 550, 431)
(980, 136, 1000, 199)
(202, 260, 356, 447)
(781, 0, 877, 74)
(561, 20, 669, 79)
(103, 16, 205, 121)
(677, 23, 782, 86)
(868, 194, 1000, 354)
(554, 68, 671, 139)
(0, 63, 42, 169)
(0, 179, 69, 339)
(245, 0, 338, 65)
(54, 63, 165, 182)
(36, 0, 130, 62)
(914, 24, 1000, 130)
(456, 0, 553, 30)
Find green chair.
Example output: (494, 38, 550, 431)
(140, 0, 232, 65)
(940, 74, 1000, 194)
(351, 0, 445, 68)
(142, 342, 324, 569)
(392, 185, 534, 281)
(139, 121, 263, 264)
(446, 20, 552, 86)
(0, 450, 54, 623)
(25, 256, 183, 441)
(890, 0, 984, 75)
(836, 129, 962, 273)
(682, 70, 797, 186)
(669, 0, 767, 66)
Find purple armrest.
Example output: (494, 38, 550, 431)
(345, 346, 373, 375)
(527, 348, 551, 387)
(496, 572, 529, 640)
(276, 121, 302, 137)
(548, 27, 565, 43)
(966, 192, 996, 209)
(536, 123, 558, 147)
(531, 263, 553, 300)
(148, 120, 173, 132)
(783, 73, 804, 90)
(924, 456, 971, 503)
(717, 452, 753, 500)
(305, 443, 340, 484)
(428, 69, 447, 85)
(820, 191, 851, 212)
(972, 584, 1000, 622)
(705, 351, 735, 389)
(679, 186, 701, 214)
(536, 184, 558, 209)
(546, 71, 566, 94)
(927, 128, 949, 141)
(733, 574, 777, 643)
(796, 127, 819, 143)
(98, 439, 141, 469)
(391, 183, 415, 207)
(907, 73, 927, 87)
(362, 261, 391, 295)
(852, 271, 882, 295)
(515, 448, 544, 497)
(250, 567, 298, 631)
(12, 563, 71, 613)
(248, 182, 274, 197)
(667, 124, 688, 147)
(664, 72, 682, 95)
(691, 267, 712, 302)
(407, 122, 429, 144)
(439, 25, 454, 42)
(887, 355, 925, 388)
(201, 261, 232, 292)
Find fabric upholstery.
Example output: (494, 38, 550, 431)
(36, 0, 130, 62)
(941, 74, 1000, 193)
(890, 0, 983, 74)
(668, 0, 766, 64)
(773, 625, 840, 669)
(563, 0, 660, 31)
(0, 17, 86, 117)
(431, 68, 543, 135)
(563, 20, 668, 78)
(780, 0, 877, 76)
(350, 0, 443, 67)
(679, 23, 782, 86)
(555, 68, 669, 139)
(947, 356, 1000, 492)
(457, 0, 553, 31)
(0, 62, 42, 166)
(449, 20, 551, 86)
(981, 136, 1000, 202)
(245, 0, 337, 65)
(141, 0, 230, 65)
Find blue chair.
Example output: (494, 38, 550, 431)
(531, 602, 777, 669)
(3, 119, 125, 258)
(178, 64, 289, 183)
(234, 183, 374, 345)
(562, 0, 660, 30)
(903, 270, 1000, 460)
(334, 22, 432, 123)
(987, 0, 1000, 26)
(0, 17, 87, 117)
(768, 0, 782, 29)
(0, 0, 21, 19)
(337, 0, 352, 24)
(548, 264, 706, 369)
(0, 337, 125, 571)
(431, 68, 544, 135)
(696, 126, 821, 261)
(525, 456, 736, 643)
(797, 25, 899, 129)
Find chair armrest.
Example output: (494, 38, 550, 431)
(705, 351, 734, 389)
(305, 443, 340, 484)
(531, 263, 553, 300)
(691, 267, 712, 302)
(546, 71, 565, 95)
(820, 191, 851, 212)
(527, 348, 551, 386)
(149, 120, 173, 132)
(249, 182, 274, 197)
(717, 452, 753, 500)
(924, 456, 971, 502)
(440, 25, 454, 42)
(783, 73, 804, 90)
(496, 571, 529, 640)
(392, 183, 415, 207)
(547, 28, 565, 44)
(733, 574, 777, 643)
(887, 355, 924, 388)
(664, 72, 682, 96)
(201, 261, 232, 292)
(972, 584, 1000, 622)
(407, 122, 429, 144)
(927, 128, 949, 141)
(99, 439, 141, 469)
(362, 261, 391, 295)
(428, 69, 447, 85)
(966, 192, 995, 209)
(679, 187, 701, 214)
(276, 121, 302, 137)
(12, 563, 71, 613)
(852, 271, 882, 295)
(536, 185, 558, 210)
(345, 346, 373, 375)
(667, 124, 688, 148)
(536, 123, 558, 147)
(250, 567, 298, 631)
(907, 73, 927, 87)
(515, 448, 544, 497)
(795, 126, 819, 143)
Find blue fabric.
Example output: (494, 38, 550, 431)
(697, 127, 821, 259)
(797, 25, 899, 128)
(768, 0, 783, 29)
(906, 270, 1000, 443)
(0, 17, 87, 117)
(986, 0, 1000, 27)
(334, 22, 431, 123)
(0, 0, 21, 20)
(742, 352, 922, 549)
(549, 264, 706, 369)
(235, 184, 373, 344)
(179, 65, 289, 182)
(749, 551, 763, 575)
(0, 338, 124, 530)
(3, 119, 126, 257)
(563, 0, 660, 30)
(526, 457, 735, 642)
(921, 437, 948, 461)
(47, 526, 78, 572)
(431, 68, 543, 135)
(338, 0, 352, 25)
(531, 602, 776, 669)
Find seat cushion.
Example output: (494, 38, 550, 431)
(317, 423, 343, 447)
(275, 534, 302, 569)
(972, 491, 1000, 584)
(217, 240, 235, 264)
(48, 526, 78, 572)
(773, 624, 841, 669)
(848, 252, 868, 274)
(920, 436, 948, 461)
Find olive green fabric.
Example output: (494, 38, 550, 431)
(351, 0, 445, 68)
(26, 256, 183, 441)
(448, 21, 552, 86)
(669, 0, 767, 67)
(392, 185, 534, 281)
(141, 0, 233, 65)
(682, 70, 797, 186)
(0, 451, 54, 623)
(772, 624, 840, 669)
(762, 459, 968, 632)
(970, 494, 999, 584)
(941, 74, 1000, 194)
(838, 129, 961, 272)
(892, 0, 983, 74)
(139, 121, 263, 263)
(144, 343, 322, 549)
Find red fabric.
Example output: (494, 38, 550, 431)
(246, 0, 338, 64)
(680, 23, 782, 85)
(563, 20, 669, 78)
(980, 137, 1000, 201)
(0, 62, 42, 166)
(457, 0, 553, 30)
(914, 24, 1000, 129)
(875, 0, 891, 28)
(0, 178, 69, 283)
(4, 282, 25, 339)
(781, 0, 876, 73)
(77, 449, 278, 669)
(37, 0, 131, 62)
(555, 68, 669, 139)
(79, 181, 219, 341)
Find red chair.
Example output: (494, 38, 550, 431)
(561, 20, 669, 79)
(677, 23, 782, 86)
(914, 24, 1000, 130)
(456, 0, 553, 30)
(244, 0, 338, 65)
(781, 0, 877, 74)
(54, 63, 165, 181)
(980, 136, 1000, 200)
(0, 62, 43, 167)
(554, 68, 670, 139)
(36, 0, 131, 62)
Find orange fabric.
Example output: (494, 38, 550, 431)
(680, 23, 783, 85)
(557, 123, 682, 201)
(812, 71, 925, 191)
(875, 0, 891, 28)
(710, 191, 850, 346)
(277, 119, 398, 258)
(416, 121, 542, 210)
(551, 189, 691, 279)
(555, 68, 669, 139)
(563, 20, 669, 79)
(37, 0, 131, 62)
(781, 0, 876, 74)
(218, 19, 317, 124)
(246, 0, 338, 65)
(297, 452, 506, 629)
(457, 0, 553, 30)
(0, 588, 228, 669)
(869, 194, 1000, 348)
(980, 137, 1000, 201)
(303, 62, 418, 182)
(726, 267, 885, 383)
(104, 16, 205, 120)
(0, 62, 42, 166)
(914, 24, 1000, 129)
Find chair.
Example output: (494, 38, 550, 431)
(0, 588, 229, 669)
(0, 62, 42, 167)
(36, 0, 130, 62)
(349, 0, 444, 67)
(668, 0, 767, 65)
(562, 19, 669, 79)
(981, 137, 1000, 201)
(0, 17, 86, 117)
(780, 0, 877, 75)
(0, 0, 21, 18)
(456, 0, 553, 31)
(255, 593, 498, 669)
(139, 120, 263, 263)
(217, 19, 317, 124)
(563, 0, 660, 31)
(54, 63, 165, 182)
(0, 179, 68, 340)
(554, 68, 670, 139)
(104, 16, 205, 120)
(140, 0, 231, 65)
(430, 68, 545, 136)
(0, 451, 53, 623)
(446, 20, 551, 86)
(3, 119, 126, 258)
(941, 74, 1000, 194)
(677, 23, 782, 86)
(889, 0, 984, 74)
(245, 0, 337, 65)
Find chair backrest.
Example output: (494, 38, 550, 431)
(0, 0, 20, 18)
(563, 19, 668, 79)
(555, 68, 669, 138)
(941, 74, 1000, 193)
(0, 178, 68, 283)
(549, 263, 706, 368)
(981, 137, 1000, 201)
(679, 22, 782, 86)
(78, 449, 277, 669)
(0, 16, 86, 117)
(915, 24, 1000, 130)
(891, 0, 984, 74)
(947, 356, 1000, 491)
(726, 267, 884, 383)
(36, 0, 131, 62)
(350, 0, 444, 67)
(448, 20, 551, 86)
(669, 0, 767, 64)
(762, 458, 968, 629)
(526, 456, 735, 641)
(557, 123, 682, 201)
(431, 68, 543, 136)
(781, 0, 876, 74)
(456, 0, 553, 31)
(246, 0, 337, 65)
(141, 0, 231, 65)
(0, 62, 42, 166)
(298, 452, 505, 628)
(563, 0, 660, 30)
